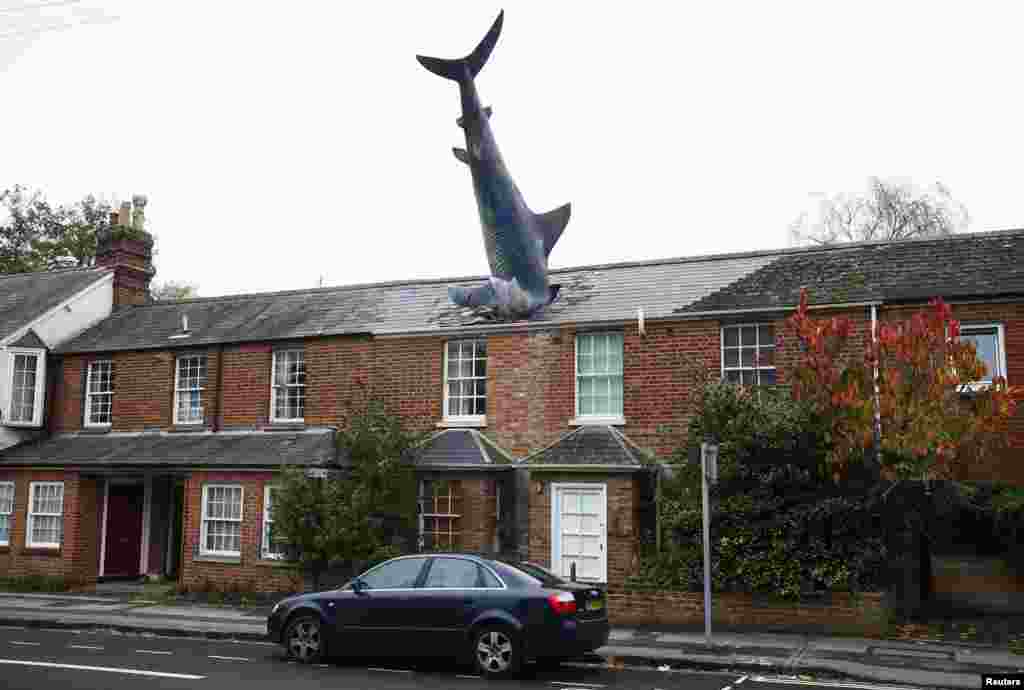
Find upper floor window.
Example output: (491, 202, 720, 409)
(959, 324, 1007, 386)
(27, 481, 63, 549)
(444, 339, 487, 421)
(0, 481, 13, 546)
(575, 332, 623, 420)
(85, 360, 113, 427)
(271, 350, 305, 422)
(174, 354, 207, 425)
(7, 349, 45, 426)
(722, 324, 776, 386)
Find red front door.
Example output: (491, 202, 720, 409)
(104, 485, 144, 577)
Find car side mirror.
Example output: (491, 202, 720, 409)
(351, 578, 368, 594)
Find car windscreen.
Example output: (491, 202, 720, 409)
(492, 560, 567, 587)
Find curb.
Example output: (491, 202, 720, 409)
(0, 617, 270, 643)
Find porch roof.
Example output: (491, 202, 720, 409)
(519, 425, 652, 472)
(412, 428, 515, 470)
(0, 427, 339, 469)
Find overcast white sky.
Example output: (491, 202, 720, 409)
(2, 1, 1022, 297)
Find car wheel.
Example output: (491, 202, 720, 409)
(472, 625, 521, 678)
(285, 614, 325, 664)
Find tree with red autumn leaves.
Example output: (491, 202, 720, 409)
(785, 289, 1021, 482)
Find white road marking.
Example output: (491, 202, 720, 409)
(549, 683, 607, 689)
(10, 641, 40, 646)
(751, 676, 923, 690)
(68, 645, 105, 650)
(737, 677, 749, 685)
(0, 658, 205, 680)
(457, 675, 481, 679)
(368, 667, 412, 673)
(134, 649, 173, 655)
(208, 655, 250, 662)
(722, 686, 733, 690)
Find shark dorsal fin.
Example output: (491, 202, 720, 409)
(536, 203, 571, 257)
(456, 106, 493, 129)
(452, 147, 470, 165)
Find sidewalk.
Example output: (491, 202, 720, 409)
(0, 592, 1021, 689)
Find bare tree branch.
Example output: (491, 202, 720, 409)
(790, 177, 970, 246)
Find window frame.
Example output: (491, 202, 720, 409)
(173, 354, 208, 426)
(573, 332, 624, 424)
(6, 348, 46, 427)
(270, 349, 306, 423)
(354, 556, 430, 591)
(199, 483, 243, 558)
(720, 323, 777, 386)
(84, 359, 114, 428)
(0, 481, 14, 547)
(418, 479, 462, 551)
(958, 323, 1008, 388)
(261, 485, 284, 560)
(442, 339, 488, 424)
(26, 481, 63, 550)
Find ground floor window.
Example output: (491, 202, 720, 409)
(0, 482, 13, 546)
(27, 482, 63, 549)
(262, 486, 284, 560)
(418, 479, 461, 550)
(201, 484, 243, 557)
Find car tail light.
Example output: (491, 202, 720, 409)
(547, 591, 577, 616)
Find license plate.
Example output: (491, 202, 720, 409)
(586, 599, 604, 611)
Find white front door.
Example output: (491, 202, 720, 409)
(551, 483, 607, 583)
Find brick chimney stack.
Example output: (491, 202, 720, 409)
(95, 194, 155, 308)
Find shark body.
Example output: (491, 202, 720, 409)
(417, 11, 571, 320)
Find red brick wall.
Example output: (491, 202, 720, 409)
(180, 471, 302, 593)
(606, 590, 887, 636)
(220, 344, 272, 428)
(527, 474, 640, 587)
(0, 470, 100, 586)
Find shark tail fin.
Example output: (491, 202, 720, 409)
(416, 10, 504, 81)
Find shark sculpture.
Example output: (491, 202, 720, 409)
(417, 10, 571, 320)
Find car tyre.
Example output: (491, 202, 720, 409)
(285, 614, 325, 664)
(472, 624, 521, 678)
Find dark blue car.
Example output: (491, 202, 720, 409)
(266, 553, 609, 678)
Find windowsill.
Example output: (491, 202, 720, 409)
(22, 547, 61, 557)
(170, 425, 209, 433)
(80, 425, 112, 434)
(194, 554, 241, 564)
(437, 417, 487, 429)
(568, 416, 626, 427)
(3, 421, 41, 429)
(257, 557, 297, 568)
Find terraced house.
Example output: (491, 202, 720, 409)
(0, 221, 1021, 599)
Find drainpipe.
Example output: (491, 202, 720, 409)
(871, 305, 882, 466)
(213, 345, 224, 431)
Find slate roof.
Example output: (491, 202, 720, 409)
(0, 267, 109, 343)
(0, 428, 339, 468)
(520, 426, 651, 471)
(677, 230, 1024, 314)
(56, 254, 774, 353)
(54, 229, 1024, 354)
(413, 429, 515, 470)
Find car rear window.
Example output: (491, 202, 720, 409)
(491, 560, 567, 587)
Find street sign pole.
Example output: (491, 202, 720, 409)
(701, 441, 718, 647)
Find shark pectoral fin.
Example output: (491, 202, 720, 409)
(449, 282, 497, 308)
(456, 106, 493, 129)
(536, 203, 572, 257)
(452, 147, 470, 165)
